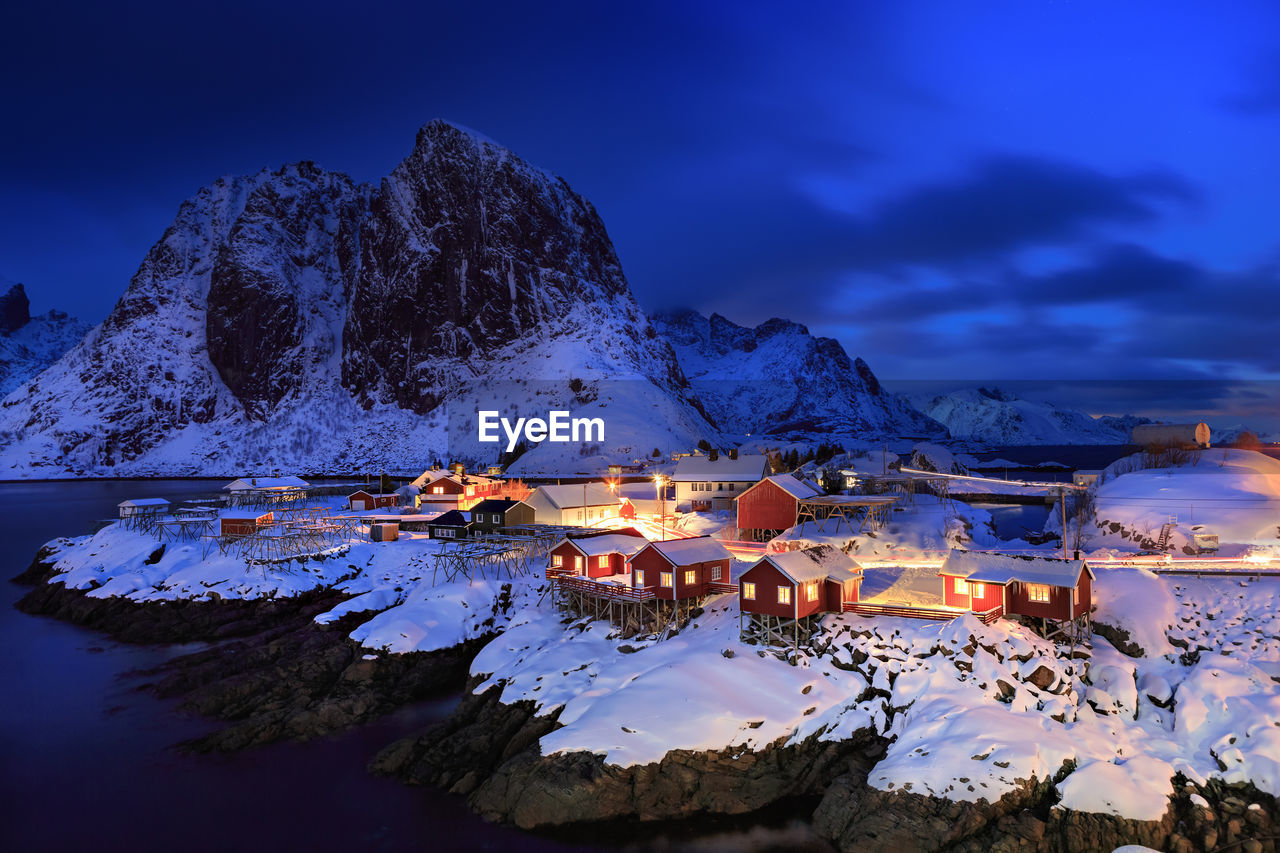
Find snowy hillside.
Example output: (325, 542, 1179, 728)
(654, 309, 944, 439)
(0, 122, 717, 477)
(913, 386, 1148, 445)
(0, 282, 89, 397)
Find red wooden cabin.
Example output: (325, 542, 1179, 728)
(734, 475, 823, 541)
(220, 510, 273, 536)
(348, 490, 399, 511)
(547, 528, 648, 579)
(628, 536, 733, 601)
(939, 550, 1093, 622)
(739, 544, 863, 620)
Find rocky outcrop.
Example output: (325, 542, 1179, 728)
(653, 308, 945, 438)
(0, 282, 31, 334)
(0, 281, 88, 398)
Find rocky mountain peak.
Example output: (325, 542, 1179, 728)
(0, 282, 31, 335)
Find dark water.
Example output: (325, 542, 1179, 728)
(0, 480, 831, 852)
(972, 444, 1136, 471)
(977, 503, 1053, 540)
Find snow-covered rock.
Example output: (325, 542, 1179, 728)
(0, 282, 89, 397)
(912, 386, 1149, 445)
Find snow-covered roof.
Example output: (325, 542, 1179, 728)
(560, 532, 650, 558)
(940, 550, 1091, 587)
(642, 536, 732, 566)
(756, 474, 823, 500)
(350, 491, 398, 498)
(761, 545, 862, 584)
(430, 510, 470, 527)
(470, 498, 526, 514)
(223, 510, 272, 520)
(531, 483, 621, 509)
(411, 468, 500, 489)
(670, 454, 769, 482)
(224, 476, 308, 491)
(118, 498, 171, 508)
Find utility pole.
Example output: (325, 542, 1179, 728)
(1060, 486, 1068, 560)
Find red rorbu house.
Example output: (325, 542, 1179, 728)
(220, 510, 273, 536)
(939, 550, 1094, 642)
(738, 544, 863, 646)
(347, 491, 399, 511)
(628, 536, 734, 601)
(734, 474, 823, 542)
(412, 468, 502, 511)
(546, 528, 649, 579)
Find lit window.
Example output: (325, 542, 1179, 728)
(954, 578, 969, 595)
(574, 556, 583, 571)
(598, 556, 609, 569)
(635, 570, 645, 585)
(711, 565, 722, 580)
(551, 555, 563, 567)
(466, 487, 474, 496)
(1028, 583, 1051, 603)
(432, 486, 444, 495)
(661, 572, 673, 588)
(1073, 586, 1080, 606)
(777, 586, 792, 605)
(684, 570, 696, 585)
(806, 581, 818, 601)
(970, 582, 985, 597)
(742, 582, 756, 600)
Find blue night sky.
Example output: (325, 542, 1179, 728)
(3, 1, 1279, 424)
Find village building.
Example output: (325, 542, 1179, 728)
(347, 490, 399, 511)
(739, 545, 863, 646)
(670, 453, 770, 512)
(220, 510, 274, 536)
(734, 474, 823, 541)
(395, 484, 421, 508)
(468, 498, 535, 535)
(427, 509, 472, 540)
(939, 550, 1093, 642)
(523, 483, 623, 526)
(410, 467, 502, 510)
(547, 528, 648, 579)
(627, 536, 733, 600)
(1072, 470, 1101, 488)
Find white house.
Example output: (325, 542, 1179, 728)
(670, 453, 770, 512)
(223, 476, 309, 493)
(523, 483, 624, 526)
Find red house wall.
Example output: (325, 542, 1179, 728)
(629, 549, 729, 600)
(940, 573, 1005, 614)
(740, 560, 827, 618)
(221, 512, 271, 536)
(423, 478, 464, 496)
(736, 480, 800, 533)
(1006, 572, 1091, 621)
(373, 495, 398, 509)
(349, 491, 374, 510)
(549, 541, 586, 575)
(822, 576, 858, 611)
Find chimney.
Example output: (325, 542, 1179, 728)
(709, 449, 719, 461)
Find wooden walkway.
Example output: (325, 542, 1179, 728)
(844, 601, 1004, 625)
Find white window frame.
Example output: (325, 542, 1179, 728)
(660, 571, 673, 588)
(683, 569, 696, 586)
(551, 554, 563, 567)
(777, 586, 792, 605)
(742, 582, 756, 600)
(431, 486, 444, 495)
(954, 578, 969, 595)
(1027, 583, 1051, 603)
(970, 582, 985, 597)
(574, 556, 583, 571)
(711, 565, 722, 581)
(805, 581, 818, 601)
(635, 569, 645, 586)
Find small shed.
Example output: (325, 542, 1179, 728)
(427, 510, 472, 540)
(468, 498, 536, 535)
(939, 550, 1093, 639)
(628, 536, 732, 600)
(348, 490, 399, 511)
(734, 474, 823, 541)
(370, 522, 400, 542)
(738, 545, 863, 646)
(220, 510, 273, 536)
(547, 528, 648, 578)
(118, 498, 171, 519)
(1072, 470, 1101, 488)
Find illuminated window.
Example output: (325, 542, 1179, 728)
(1073, 586, 1079, 606)
(806, 581, 818, 601)
(574, 556, 583, 571)
(635, 570, 645, 585)
(661, 572, 673, 588)
(551, 555, 563, 567)
(465, 486, 474, 496)
(598, 556, 609, 569)
(970, 582, 985, 597)
(711, 565, 722, 580)
(1027, 583, 1051, 603)
(432, 486, 444, 495)
(684, 570, 696, 585)
(742, 582, 756, 600)
(954, 578, 969, 595)
(777, 586, 792, 605)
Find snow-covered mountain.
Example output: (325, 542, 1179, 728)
(0, 121, 716, 477)
(0, 282, 90, 397)
(653, 309, 945, 439)
(912, 386, 1149, 445)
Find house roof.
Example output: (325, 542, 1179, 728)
(349, 491, 398, 499)
(118, 498, 171, 508)
(470, 498, 526, 515)
(224, 476, 309, 491)
(559, 531, 651, 558)
(430, 510, 471, 527)
(412, 468, 500, 489)
(222, 510, 272, 520)
(531, 483, 620, 510)
(736, 474, 823, 502)
(940, 550, 1092, 587)
(759, 545, 863, 584)
(641, 536, 732, 566)
(670, 454, 769, 482)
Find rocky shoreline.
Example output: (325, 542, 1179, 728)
(13, 545, 1280, 851)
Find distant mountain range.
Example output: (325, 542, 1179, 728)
(910, 386, 1152, 445)
(0, 282, 89, 398)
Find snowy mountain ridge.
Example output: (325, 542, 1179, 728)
(0, 282, 90, 398)
(912, 386, 1152, 445)
(653, 308, 945, 439)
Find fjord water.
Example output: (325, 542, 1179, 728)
(0, 480, 831, 852)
